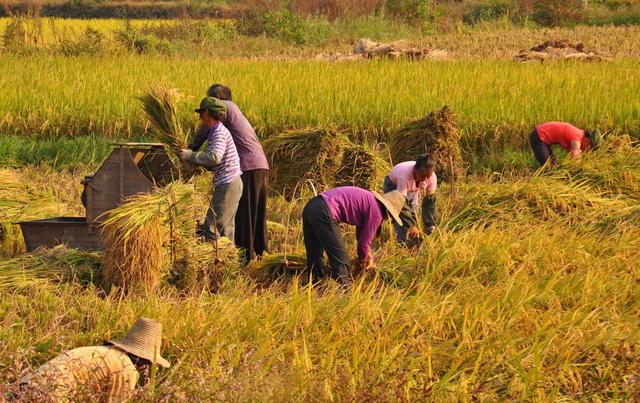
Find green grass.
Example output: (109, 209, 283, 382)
(1, 56, 639, 143)
(0, 135, 110, 168)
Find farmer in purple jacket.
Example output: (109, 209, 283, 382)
(190, 84, 269, 263)
(302, 187, 405, 286)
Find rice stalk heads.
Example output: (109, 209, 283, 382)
(390, 106, 464, 182)
(264, 128, 351, 197)
(0, 245, 100, 290)
(138, 85, 189, 152)
(247, 252, 307, 282)
(334, 143, 391, 190)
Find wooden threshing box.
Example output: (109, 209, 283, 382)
(19, 143, 178, 251)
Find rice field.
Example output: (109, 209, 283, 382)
(1, 20, 640, 401)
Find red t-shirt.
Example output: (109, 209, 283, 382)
(536, 122, 585, 151)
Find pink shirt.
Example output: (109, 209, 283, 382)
(536, 122, 585, 151)
(388, 161, 437, 206)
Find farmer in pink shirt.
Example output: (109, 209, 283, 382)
(383, 154, 438, 243)
(530, 122, 601, 166)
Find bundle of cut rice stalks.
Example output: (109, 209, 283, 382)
(263, 128, 351, 197)
(0, 245, 100, 290)
(0, 168, 80, 258)
(100, 182, 194, 294)
(100, 182, 239, 294)
(247, 252, 307, 282)
(138, 85, 198, 177)
(334, 143, 391, 190)
(390, 106, 464, 182)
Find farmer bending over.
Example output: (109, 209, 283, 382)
(190, 84, 270, 263)
(530, 121, 601, 167)
(383, 154, 438, 244)
(179, 97, 243, 242)
(15, 317, 170, 402)
(302, 186, 405, 286)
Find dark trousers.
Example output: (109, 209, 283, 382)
(302, 196, 350, 285)
(234, 169, 269, 263)
(530, 129, 556, 166)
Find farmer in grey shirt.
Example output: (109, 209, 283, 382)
(190, 84, 269, 263)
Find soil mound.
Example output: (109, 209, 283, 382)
(515, 39, 611, 62)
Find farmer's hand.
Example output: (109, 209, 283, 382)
(407, 226, 420, 239)
(363, 253, 375, 270)
(177, 149, 192, 161)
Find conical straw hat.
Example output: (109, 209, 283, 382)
(108, 317, 170, 368)
(371, 190, 405, 226)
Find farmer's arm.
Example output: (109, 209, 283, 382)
(569, 140, 582, 158)
(181, 130, 224, 168)
(356, 208, 383, 266)
(188, 124, 209, 151)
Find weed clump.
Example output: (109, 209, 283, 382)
(390, 106, 464, 182)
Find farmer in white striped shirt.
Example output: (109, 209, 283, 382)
(178, 97, 243, 242)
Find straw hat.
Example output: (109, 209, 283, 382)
(371, 190, 405, 226)
(108, 317, 170, 368)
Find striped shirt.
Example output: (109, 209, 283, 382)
(207, 122, 242, 186)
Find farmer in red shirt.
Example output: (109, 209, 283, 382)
(529, 122, 601, 166)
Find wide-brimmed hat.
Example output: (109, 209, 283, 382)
(371, 190, 405, 227)
(107, 317, 170, 368)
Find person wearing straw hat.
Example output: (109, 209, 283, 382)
(178, 97, 243, 242)
(530, 122, 601, 167)
(302, 186, 405, 286)
(17, 317, 170, 402)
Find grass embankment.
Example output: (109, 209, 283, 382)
(1, 144, 639, 399)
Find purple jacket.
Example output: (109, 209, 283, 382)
(320, 186, 383, 263)
(190, 100, 269, 172)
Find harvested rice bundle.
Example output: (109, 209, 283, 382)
(264, 128, 351, 197)
(448, 177, 630, 229)
(334, 144, 391, 190)
(0, 245, 100, 290)
(390, 106, 464, 182)
(0, 168, 78, 257)
(100, 182, 194, 294)
(174, 238, 240, 293)
(138, 86, 197, 177)
(247, 253, 307, 281)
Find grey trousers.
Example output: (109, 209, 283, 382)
(204, 177, 243, 242)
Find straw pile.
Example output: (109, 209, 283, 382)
(0, 245, 100, 290)
(514, 40, 611, 62)
(334, 144, 391, 189)
(264, 128, 351, 197)
(390, 106, 464, 182)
